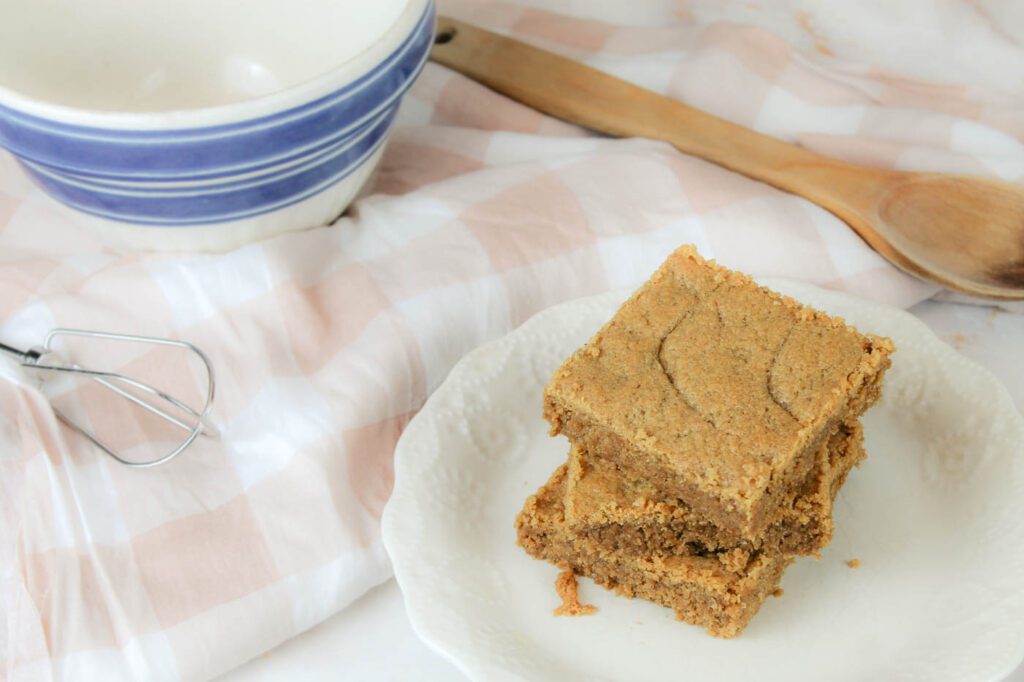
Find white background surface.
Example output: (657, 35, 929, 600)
(222, 298, 1024, 682)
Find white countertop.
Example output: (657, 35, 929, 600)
(223, 298, 1024, 682)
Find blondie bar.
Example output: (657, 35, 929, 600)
(516, 464, 790, 638)
(544, 246, 892, 538)
(564, 421, 865, 564)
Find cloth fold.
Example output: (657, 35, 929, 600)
(2, 1, 1022, 679)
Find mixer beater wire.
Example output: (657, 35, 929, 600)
(0, 328, 216, 468)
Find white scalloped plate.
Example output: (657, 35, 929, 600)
(382, 280, 1024, 682)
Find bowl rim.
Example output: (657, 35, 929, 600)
(0, 0, 432, 132)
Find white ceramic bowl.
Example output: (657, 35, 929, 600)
(0, 0, 434, 251)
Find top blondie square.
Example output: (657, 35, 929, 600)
(544, 245, 893, 540)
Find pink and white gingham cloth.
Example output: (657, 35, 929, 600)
(2, 1, 1022, 679)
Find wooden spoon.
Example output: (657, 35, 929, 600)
(430, 17, 1024, 300)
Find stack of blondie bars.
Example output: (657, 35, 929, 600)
(516, 246, 893, 637)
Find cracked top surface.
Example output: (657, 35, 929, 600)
(545, 245, 892, 511)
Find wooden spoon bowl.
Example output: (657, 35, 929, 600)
(872, 175, 1024, 295)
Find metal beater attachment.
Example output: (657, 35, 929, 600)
(0, 328, 216, 468)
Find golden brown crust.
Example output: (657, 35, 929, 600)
(544, 245, 893, 537)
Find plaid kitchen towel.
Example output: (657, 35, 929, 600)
(2, 0, 1022, 679)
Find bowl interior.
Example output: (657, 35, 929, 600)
(0, 0, 409, 112)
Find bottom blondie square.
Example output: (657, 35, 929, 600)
(515, 465, 791, 638)
(564, 422, 865, 563)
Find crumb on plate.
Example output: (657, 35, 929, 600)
(553, 568, 597, 617)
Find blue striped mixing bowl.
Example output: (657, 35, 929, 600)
(0, 0, 434, 251)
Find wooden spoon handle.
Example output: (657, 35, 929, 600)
(431, 16, 885, 207)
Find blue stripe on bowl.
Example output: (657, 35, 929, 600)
(25, 64, 412, 186)
(0, 0, 434, 178)
(21, 104, 398, 226)
(23, 105, 387, 198)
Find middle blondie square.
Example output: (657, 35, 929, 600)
(564, 421, 865, 567)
